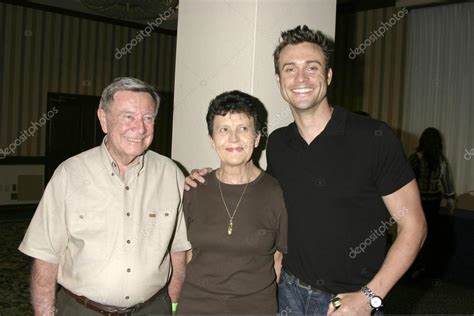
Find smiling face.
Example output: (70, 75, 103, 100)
(97, 90, 156, 165)
(277, 42, 332, 113)
(210, 112, 260, 169)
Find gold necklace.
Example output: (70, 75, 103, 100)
(217, 169, 251, 235)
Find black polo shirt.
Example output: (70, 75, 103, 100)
(266, 105, 414, 294)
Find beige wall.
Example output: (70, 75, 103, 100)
(172, 0, 337, 172)
(0, 2, 176, 157)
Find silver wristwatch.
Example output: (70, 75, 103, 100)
(361, 285, 383, 310)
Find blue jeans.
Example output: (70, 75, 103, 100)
(278, 269, 384, 316)
(278, 269, 334, 315)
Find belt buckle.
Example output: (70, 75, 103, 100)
(127, 305, 138, 314)
(120, 307, 136, 315)
(105, 306, 135, 316)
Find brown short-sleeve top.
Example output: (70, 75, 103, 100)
(178, 170, 288, 314)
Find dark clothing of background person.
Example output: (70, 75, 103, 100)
(408, 152, 455, 203)
(408, 149, 455, 277)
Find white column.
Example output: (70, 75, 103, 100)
(172, 0, 336, 172)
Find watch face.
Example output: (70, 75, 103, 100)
(370, 296, 383, 308)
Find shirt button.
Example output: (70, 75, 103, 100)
(126, 212, 131, 217)
(111, 173, 114, 176)
(125, 296, 129, 300)
(125, 186, 129, 190)
(127, 268, 131, 272)
(126, 240, 131, 244)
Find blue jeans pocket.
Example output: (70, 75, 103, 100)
(279, 269, 295, 286)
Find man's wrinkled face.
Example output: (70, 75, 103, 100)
(98, 90, 155, 165)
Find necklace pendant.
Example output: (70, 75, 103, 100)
(227, 221, 233, 235)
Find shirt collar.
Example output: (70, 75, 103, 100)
(286, 105, 347, 147)
(100, 136, 145, 176)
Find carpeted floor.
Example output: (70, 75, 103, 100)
(1, 219, 473, 315)
(0, 221, 33, 316)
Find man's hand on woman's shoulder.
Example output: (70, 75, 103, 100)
(184, 168, 213, 191)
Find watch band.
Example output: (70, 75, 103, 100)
(361, 285, 375, 299)
(361, 285, 383, 310)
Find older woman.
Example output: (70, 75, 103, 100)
(177, 91, 288, 314)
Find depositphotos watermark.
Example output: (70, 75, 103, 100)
(464, 148, 474, 160)
(0, 107, 59, 159)
(348, 7, 408, 60)
(260, 109, 291, 137)
(348, 207, 408, 259)
(115, 6, 176, 60)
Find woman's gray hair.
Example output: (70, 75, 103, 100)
(99, 77, 160, 116)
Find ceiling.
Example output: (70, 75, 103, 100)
(17, 0, 462, 32)
(22, 0, 179, 31)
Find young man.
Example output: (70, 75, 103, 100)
(187, 26, 426, 315)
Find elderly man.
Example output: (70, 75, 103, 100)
(19, 77, 190, 315)
(186, 25, 427, 316)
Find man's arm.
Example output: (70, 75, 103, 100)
(168, 251, 187, 303)
(186, 250, 193, 264)
(31, 259, 58, 316)
(369, 179, 427, 296)
(328, 180, 427, 315)
(274, 251, 283, 283)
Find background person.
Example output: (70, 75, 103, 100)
(177, 90, 287, 314)
(408, 127, 455, 278)
(19, 77, 190, 315)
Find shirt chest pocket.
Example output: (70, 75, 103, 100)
(66, 209, 109, 261)
(74, 211, 106, 223)
(68, 209, 107, 236)
(66, 188, 112, 230)
(141, 210, 177, 251)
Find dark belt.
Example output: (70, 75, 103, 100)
(63, 287, 165, 316)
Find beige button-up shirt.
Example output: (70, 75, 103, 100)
(19, 141, 191, 307)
